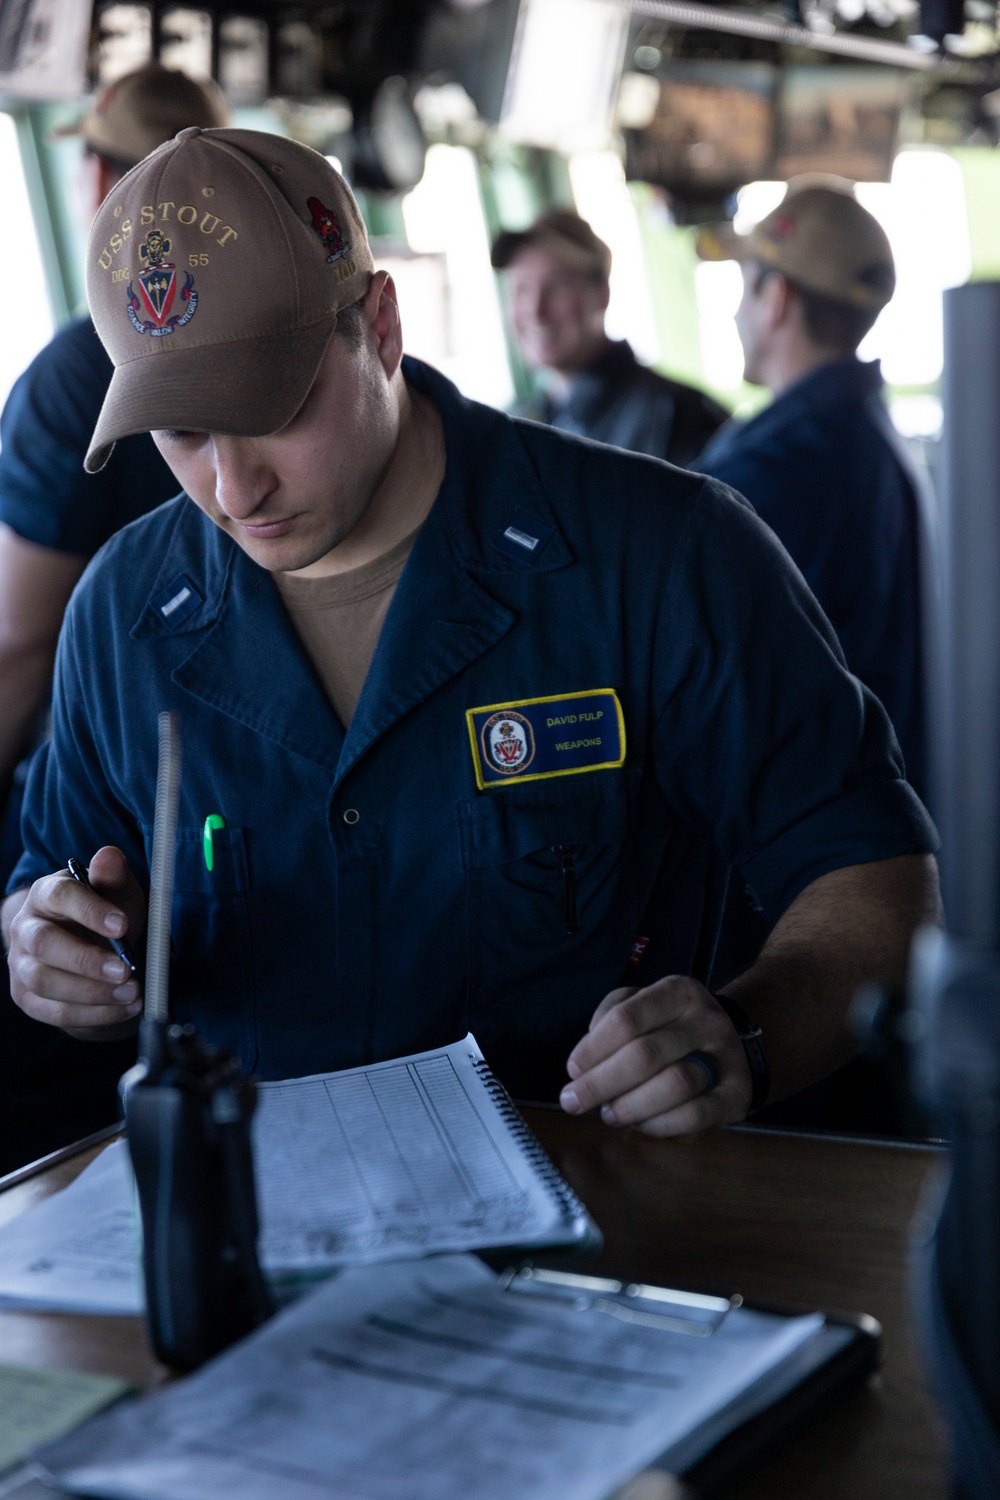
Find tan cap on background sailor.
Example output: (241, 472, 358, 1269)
(696, 177, 895, 313)
(54, 62, 229, 168)
(86, 128, 375, 471)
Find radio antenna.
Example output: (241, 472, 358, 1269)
(145, 711, 182, 1025)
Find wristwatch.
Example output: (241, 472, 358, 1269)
(713, 994, 771, 1114)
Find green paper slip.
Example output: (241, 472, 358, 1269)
(0, 1363, 133, 1476)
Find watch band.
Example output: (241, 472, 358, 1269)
(713, 993, 771, 1114)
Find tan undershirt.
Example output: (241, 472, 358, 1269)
(274, 525, 420, 728)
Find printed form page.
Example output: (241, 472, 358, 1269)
(36, 1254, 826, 1500)
(253, 1035, 588, 1271)
(0, 1143, 142, 1315)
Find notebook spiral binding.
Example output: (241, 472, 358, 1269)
(471, 1057, 587, 1228)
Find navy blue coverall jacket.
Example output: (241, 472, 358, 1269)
(699, 357, 928, 799)
(10, 359, 935, 1100)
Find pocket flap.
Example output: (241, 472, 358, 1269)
(142, 824, 250, 895)
(459, 772, 630, 869)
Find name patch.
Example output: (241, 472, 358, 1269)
(466, 690, 626, 790)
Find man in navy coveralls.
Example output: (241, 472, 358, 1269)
(3, 131, 939, 1138)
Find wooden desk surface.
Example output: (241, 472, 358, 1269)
(0, 1116, 947, 1499)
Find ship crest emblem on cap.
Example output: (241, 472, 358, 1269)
(307, 196, 350, 264)
(127, 229, 199, 337)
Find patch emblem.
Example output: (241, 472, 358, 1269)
(467, 691, 626, 791)
(482, 711, 536, 777)
(127, 230, 198, 337)
(307, 196, 350, 264)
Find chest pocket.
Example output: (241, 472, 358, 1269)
(457, 771, 639, 1001)
(171, 824, 249, 897)
(143, 823, 257, 1066)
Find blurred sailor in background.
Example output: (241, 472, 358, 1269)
(492, 209, 728, 468)
(697, 182, 931, 1132)
(0, 62, 229, 1171)
(697, 181, 927, 801)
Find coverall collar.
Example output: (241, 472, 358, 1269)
(764, 355, 884, 427)
(131, 357, 575, 783)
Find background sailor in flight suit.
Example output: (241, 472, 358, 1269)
(2, 129, 939, 1137)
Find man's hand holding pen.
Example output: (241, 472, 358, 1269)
(3, 845, 147, 1037)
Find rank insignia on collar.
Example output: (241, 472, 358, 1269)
(127, 229, 198, 337)
(307, 196, 350, 264)
(149, 572, 204, 630)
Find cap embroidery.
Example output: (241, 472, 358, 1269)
(127, 229, 198, 336)
(307, 196, 350, 264)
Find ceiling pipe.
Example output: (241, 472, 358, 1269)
(613, 0, 976, 73)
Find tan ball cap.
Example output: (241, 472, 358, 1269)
(85, 127, 374, 472)
(696, 179, 895, 312)
(59, 62, 230, 168)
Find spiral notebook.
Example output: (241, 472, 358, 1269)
(0, 1037, 595, 1317)
(251, 1034, 600, 1274)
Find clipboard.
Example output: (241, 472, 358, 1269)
(498, 1265, 881, 1498)
(27, 1251, 878, 1500)
(669, 1311, 880, 1495)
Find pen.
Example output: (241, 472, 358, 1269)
(66, 857, 138, 974)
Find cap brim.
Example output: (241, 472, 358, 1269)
(85, 317, 338, 472)
(694, 225, 751, 263)
(46, 117, 84, 144)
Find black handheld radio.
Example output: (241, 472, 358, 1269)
(120, 712, 272, 1371)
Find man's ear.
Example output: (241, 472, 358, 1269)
(363, 270, 404, 379)
(766, 273, 796, 331)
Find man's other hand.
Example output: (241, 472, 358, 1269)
(3, 846, 146, 1036)
(560, 977, 752, 1137)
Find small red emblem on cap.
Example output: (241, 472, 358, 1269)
(307, 196, 350, 265)
(770, 214, 797, 241)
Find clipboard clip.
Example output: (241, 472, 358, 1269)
(498, 1265, 742, 1338)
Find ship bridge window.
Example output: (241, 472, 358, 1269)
(0, 111, 54, 416)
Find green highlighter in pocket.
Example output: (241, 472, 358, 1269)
(202, 814, 226, 873)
